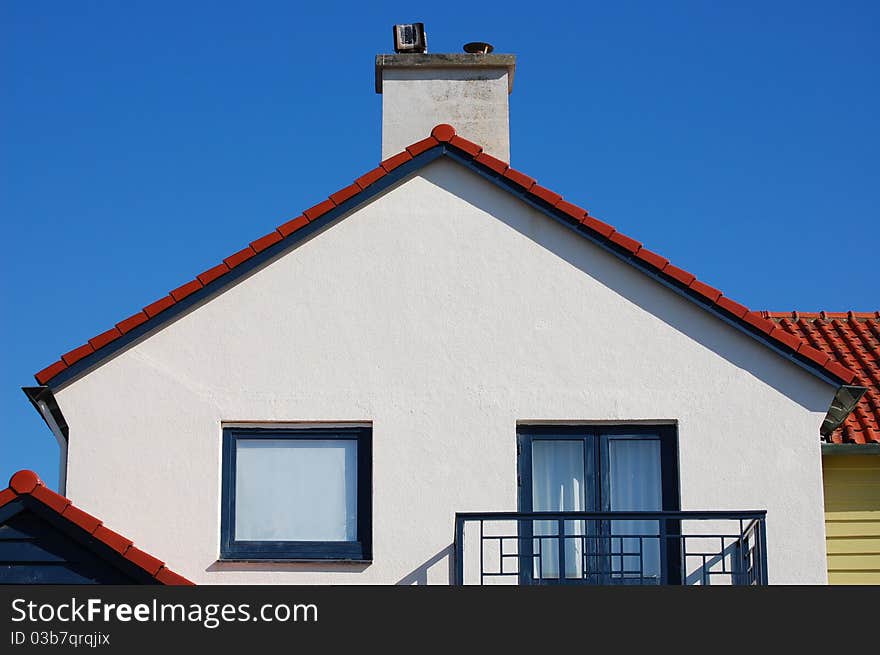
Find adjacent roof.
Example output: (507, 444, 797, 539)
(0, 470, 193, 584)
(764, 312, 880, 444)
(33, 124, 857, 389)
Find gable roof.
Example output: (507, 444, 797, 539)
(0, 470, 193, 584)
(33, 124, 857, 389)
(764, 312, 880, 444)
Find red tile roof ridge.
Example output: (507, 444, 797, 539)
(1, 470, 194, 585)
(761, 311, 880, 320)
(31, 124, 856, 389)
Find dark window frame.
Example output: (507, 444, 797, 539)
(220, 426, 372, 562)
(516, 424, 681, 584)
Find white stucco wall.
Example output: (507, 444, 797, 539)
(54, 159, 833, 584)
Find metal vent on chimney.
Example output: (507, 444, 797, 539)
(463, 42, 494, 54)
(393, 23, 427, 53)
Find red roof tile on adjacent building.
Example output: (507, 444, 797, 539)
(33, 125, 857, 389)
(0, 470, 194, 585)
(763, 312, 880, 444)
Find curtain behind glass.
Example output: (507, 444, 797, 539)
(608, 438, 661, 581)
(235, 439, 358, 541)
(531, 440, 585, 579)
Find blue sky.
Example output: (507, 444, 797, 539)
(1, 1, 877, 491)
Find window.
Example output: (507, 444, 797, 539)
(220, 427, 371, 561)
(517, 425, 679, 584)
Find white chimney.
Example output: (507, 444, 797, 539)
(376, 49, 516, 161)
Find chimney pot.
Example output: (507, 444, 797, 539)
(393, 23, 427, 54)
(463, 42, 494, 54)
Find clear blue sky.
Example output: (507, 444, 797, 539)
(2, 1, 877, 491)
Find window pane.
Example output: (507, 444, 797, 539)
(532, 440, 586, 512)
(531, 440, 586, 579)
(608, 438, 662, 581)
(235, 439, 357, 542)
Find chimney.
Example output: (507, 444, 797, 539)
(376, 26, 516, 161)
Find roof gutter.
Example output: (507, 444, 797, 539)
(22, 386, 69, 495)
(819, 385, 867, 438)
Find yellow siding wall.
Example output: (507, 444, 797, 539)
(823, 453, 880, 584)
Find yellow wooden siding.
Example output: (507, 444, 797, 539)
(823, 454, 880, 585)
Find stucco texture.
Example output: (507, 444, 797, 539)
(55, 159, 833, 584)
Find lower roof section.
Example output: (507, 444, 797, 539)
(0, 470, 193, 584)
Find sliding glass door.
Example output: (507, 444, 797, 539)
(518, 425, 679, 585)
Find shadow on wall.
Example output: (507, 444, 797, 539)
(396, 545, 454, 585)
(202, 547, 453, 584)
(422, 159, 833, 414)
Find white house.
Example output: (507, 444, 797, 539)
(24, 33, 863, 585)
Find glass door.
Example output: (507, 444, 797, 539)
(518, 426, 679, 585)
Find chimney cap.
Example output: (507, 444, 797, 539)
(375, 53, 516, 94)
(463, 42, 494, 54)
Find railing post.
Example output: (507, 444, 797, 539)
(454, 514, 464, 585)
(758, 516, 769, 585)
(659, 519, 667, 585)
(558, 518, 565, 580)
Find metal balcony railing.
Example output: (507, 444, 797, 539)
(453, 511, 768, 586)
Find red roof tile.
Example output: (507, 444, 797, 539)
(431, 124, 456, 142)
(250, 231, 283, 253)
(302, 198, 337, 221)
(116, 311, 149, 335)
(197, 262, 230, 286)
(448, 135, 482, 158)
(354, 166, 387, 190)
(582, 215, 616, 238)
(406, 136, 440, 158)
(32, 124, 857, 390)
(329, 183, 363, 207)
(61, 343, 95, 367)
(277, 216, 309, 238)
(763, 312, 880, 444)
(34, 360, 68, 385)
(143, 295, 175, 318)
(170, 279, 203, 302)
(0, 470, 194, 585)
(530, 184, 563, 207)
(88, 327, 123, 351)
(379, 151, 412, 173)
(474, 151, 508, 175)
(502, 167, 536, 191)
(224, 246, 257, 270)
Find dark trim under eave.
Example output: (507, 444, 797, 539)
(23, 386, 68, 443)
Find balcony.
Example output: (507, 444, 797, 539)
(453, 511, 768, 585)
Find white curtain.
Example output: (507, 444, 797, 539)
(235, 439, 358, 541)
(608, 439, 662, 580)
(531, 440, 585, 579)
